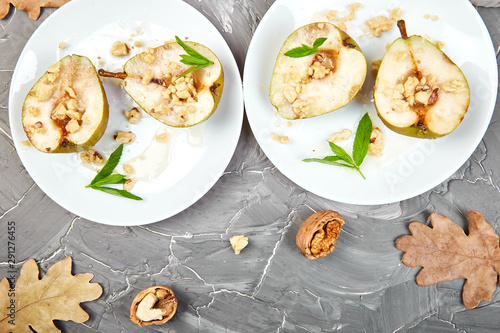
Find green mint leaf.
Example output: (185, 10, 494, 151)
(328, 142, 356, 166)
(352, 113, 373, 167)
(284, 38, 327, 58)
(88, 174, 127, 187)
(313, 37, 327, 49)
(303, 157, 357, 169)
(90, 144, 123, 185)
(90, 186, 143, 201)
(175, 35, 214, 81)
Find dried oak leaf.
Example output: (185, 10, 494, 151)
(395, 211, 500, 309)
(0, 0, 70, 21)
(0, 256, 102, 332)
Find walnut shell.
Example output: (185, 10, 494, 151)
(130, 285, 177, 327)
(296, 210, 345, 259)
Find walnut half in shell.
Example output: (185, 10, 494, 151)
(296, 210, 345, 259)
(130, 285, 177, 326)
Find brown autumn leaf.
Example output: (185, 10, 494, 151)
(0, 256, 102, 332)
(395, 211, 500, 309)
(0, 0, 70, 21)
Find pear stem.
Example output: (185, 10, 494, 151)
(98, 69, 127, 80)
(397, 20, 408, 40)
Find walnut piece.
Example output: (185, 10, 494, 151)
(296, 210, 345, 259)
(230, 235, 248, 255)
(130, 285, 177, 327)
(80, 149, 104, 164)
(111, 41, 130, 56)
(114, 131, 135, 144)
(368, 127, 384, 157)
(124, 107, 141, 124)
(328, 129, 352, 143)
(271, 133, 289, 144)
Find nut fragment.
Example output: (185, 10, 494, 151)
(368, 127, 384, 157)
(230, 235, 248, 254)
(296, 210, 344, 259)
(124, 107, 141, 124)
(114, 131, 135, 144)
(130, 285, 177, 327)
(80, 149, 104, 164)
(111, 41, 130, 56)
(328, 129, 352, 143)
(271, 132, 289, 144)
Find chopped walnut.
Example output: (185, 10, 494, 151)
(365, 8, 402, 37)
(122, 164, 134, 174)
(124, 107, 141, 124)
(36, 81, 54, 102)
(66, 119, 80, 134)
(80, 149, 104, 164)
(65, 86, 77, 98)
(58, 42, 66, 49)
(142, 69, 154, 85)
(309, 61, 330, 80)
(111, 41, 130, 56)
(442, 79, 465, 93)
(368, 127, 384, 157)
(134, 41, 142, 47)
(432, 15, 440, 21)
(51, 102, 67, 121)
(230, 235, 249, 255)
(114, 131, 135, 144)
(283, 86, 298, 104)
(123, 178, 135, 191)
(328, 129, 352, 143)
(271, 132, 289, 144)
(296, 211, 345, 259)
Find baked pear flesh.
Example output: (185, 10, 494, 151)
(22, 54, 109, 153)
(269, 22, 367, 119)
(100, 40, 223, 127)
(374, 20, 470, 138)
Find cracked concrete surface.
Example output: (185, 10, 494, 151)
(1, 1, 500, 332)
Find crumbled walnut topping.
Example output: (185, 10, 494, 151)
(36, 80, 54, 102)
(58, 42, 66, 49)
(65, 86, 77, 99)
(368, 127, 384, 157)
(66, 119, 80, 133)
(124, 107, 141, 124)
(365, 8, 402, 37)
(432, 15, 439, 21)
(51, 102, 67, 121)
(80, 149, 104, 164)
(328, 129, 352, 143)
(271, 133, 289, 144)
(442, 79, 465, 93)
(142, 69, 154, 85)
(111, 41, 130, 56)
(283, 86, 298, 103)
(123, 179, 135, 191)
(134, 41, 142, 47)
(114, 131, 135, 144)
(230, 235, 249, 255)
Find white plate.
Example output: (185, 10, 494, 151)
(243, 0, 498, 205)
(9, 0, 243, 225)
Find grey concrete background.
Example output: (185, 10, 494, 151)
(1, 0, 500, 332)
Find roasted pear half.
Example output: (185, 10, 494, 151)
(100, 39, 223, 127)
(269, 22, 367, 119)
(374, 20, 470, 138)
(22, 54, 109, 153)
